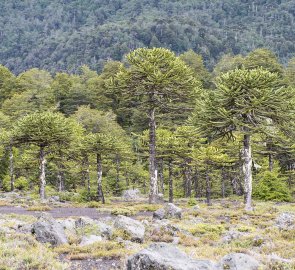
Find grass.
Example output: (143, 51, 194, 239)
(54, 241, 134, 260)
(0, 233, 68, 270)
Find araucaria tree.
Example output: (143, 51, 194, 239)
(196, 68, 294, 211)
(13, 112, 80, 200)
(112, 48, 198, 203)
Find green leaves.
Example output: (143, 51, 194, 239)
(195, 68, 294, 139)
(13, 111, 82, 147)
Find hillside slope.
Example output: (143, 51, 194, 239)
(0, 0, 294, 73)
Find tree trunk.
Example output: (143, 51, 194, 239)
(206, 168, 212, 206)
(221, 167, 226, 198)
(168, 160, 173, 203)
(96, 153, 105, 204)
(57, 158, 65, 192)
(158, 158, 164, 194)
(124, 169, 129, 187)
(269, 153, 274, 172)
(115, 154, 120, 195)
(9, 145, 14, 191)
(193, 167, 200, 199)
(243, 134, 253, 211)
(39, 146, 46, 200)
(183, 161, 192, 197)
(148, 107, 158, 203)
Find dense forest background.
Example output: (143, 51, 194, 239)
(0, 0, 295, 74)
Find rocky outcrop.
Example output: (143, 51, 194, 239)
(80, 235, 102, 246)
(31, 213, 68, 246)
(153, 203, 182, 220)
(275, 212, 295, 230)
(122, 189, 141, 201)
(114, 215, 145, 243)
(218, 253, 260, 270)
(127, 242, 217, 270)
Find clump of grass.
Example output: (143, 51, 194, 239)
(0, 200, 9, 207)
(189, 223, 225, 236)
(111, 207, 137, 216)
(54, 241, 130, 260)
(237, 225, 256, 233)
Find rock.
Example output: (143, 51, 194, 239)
(153, 203, 182, 220)
(49, 195, 60, 202)
(151, 220, 180, 237)
(221, 230, 245, 243)
(80, 235, 102, 246)
(275, 212, 295, 230)
(96, 221, 113, 240)
(122, 189, 141, 201)
(127, 242, 217, 270)
(192, 205, 200, 210)
(17, 223, 33, 233)
(75, 217, 96, 228)
(218, 253, 260, 270)
(114, 215, 145, 243)
(59, 218, 76, 230)
(31, 213, 68, 246)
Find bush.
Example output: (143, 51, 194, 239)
(2, 175, 10, 191)
(15, 176, 29, 191)
(253, 171, 292, 202)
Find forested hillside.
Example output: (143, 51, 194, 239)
(0, 0, 295, 74)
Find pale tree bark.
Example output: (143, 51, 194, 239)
(57, 160, 65, 192)
(168, 159, 173, 203)
(9, 145, 15, 191)
(97, 153, 105, 204)
(39, 146, 46, 200)
(158, 158, 164, 194)
(243, 134, 253, 211)
(149, 107, 158, 203)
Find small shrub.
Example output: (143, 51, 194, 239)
(15, 176, 29, 191)
(2, 175, 11, 192)
(188, 197, 198, 206)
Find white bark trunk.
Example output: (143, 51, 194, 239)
(243, 134, 253, 211)
(39, 146, 46, 201)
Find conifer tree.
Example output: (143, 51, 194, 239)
(195, 68, 294, 210)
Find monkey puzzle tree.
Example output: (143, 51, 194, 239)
(195, 68, 294, 211)
(111, 48, 199, 203)
(13, 112, 81, 200)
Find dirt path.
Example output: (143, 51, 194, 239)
(0, 205, 153, 219)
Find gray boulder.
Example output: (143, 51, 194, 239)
(122, 189, 141, 201)
(80, 235, 102, 246)
(75, 216, 96, 228)
(221, 230, 245, 244)
(275, 212, 295, 230)
(218, 253, 260, 270)
(127, 242, 217, 270)
(31, 213, 68, 246)
(96, 221, 113, 240)
(153, 203, 182, 220)
(114, 215, 145, 243)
